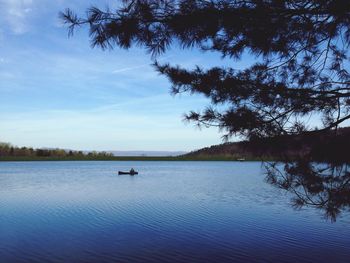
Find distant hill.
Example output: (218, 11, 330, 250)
(0, 142, 189, 161)
(109, 151, 187, 157)
(184, 127, 350, 162)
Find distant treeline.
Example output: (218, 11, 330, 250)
(185, 127, 350, 163)
(0, 142, 113, 159)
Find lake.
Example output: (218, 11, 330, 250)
(0, 161, 349, 263)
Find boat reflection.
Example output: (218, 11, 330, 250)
(264, 160, 350, 222)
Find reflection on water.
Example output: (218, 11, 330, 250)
(264, 161, 350, 222)
(1, 161, 350, 263)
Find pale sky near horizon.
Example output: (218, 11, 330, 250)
(0, 0, 254, 151)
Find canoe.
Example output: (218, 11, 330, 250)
(118, 171, 138, 175)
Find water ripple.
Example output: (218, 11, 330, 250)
(0, 161, 349, 262)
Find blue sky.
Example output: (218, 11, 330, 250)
(0, 0, 252, 151)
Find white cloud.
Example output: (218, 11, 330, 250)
(0, 0, 34, 34)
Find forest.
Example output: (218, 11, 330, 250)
(0, 142, 114, 160)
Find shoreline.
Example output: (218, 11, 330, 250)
(0, 156, 272, 162)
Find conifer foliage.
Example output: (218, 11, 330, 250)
(61, 0, 350, 139)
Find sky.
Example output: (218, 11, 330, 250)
(0, 0, 253, 152)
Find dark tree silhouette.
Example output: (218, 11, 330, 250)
(265, 160, 350, 222)
(61, 0, 350, 139)
(0, 142, 113, 159)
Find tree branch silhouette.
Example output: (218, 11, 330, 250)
(60, 0, 350, 139)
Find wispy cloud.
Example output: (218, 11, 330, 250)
(111, 55, 172, 74)
(0, 1, 229, 151)
(0, 0, 34, 34)
(112, 64, 148, 74)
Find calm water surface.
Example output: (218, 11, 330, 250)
(0, 161, 349, 262)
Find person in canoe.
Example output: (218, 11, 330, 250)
(118, 168, 138, 175)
